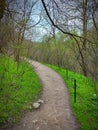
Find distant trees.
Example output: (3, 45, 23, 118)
(41, 0, 98, 78)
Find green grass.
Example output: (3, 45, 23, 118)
(0, 55, 42, 127)
(46, 64, 98, 130)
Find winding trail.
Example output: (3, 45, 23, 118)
(6, 61, 80, 130)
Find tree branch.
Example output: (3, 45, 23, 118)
(41, 0, 94, 44)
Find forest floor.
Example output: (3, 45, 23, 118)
(4, 61, 80, 130)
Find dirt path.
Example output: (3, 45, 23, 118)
(6, 61, 80, 130)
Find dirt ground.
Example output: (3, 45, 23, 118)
(3, 61, 80, 130)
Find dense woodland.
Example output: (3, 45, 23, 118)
(0, 0, 98, 129)
(0, 0, 98, 79)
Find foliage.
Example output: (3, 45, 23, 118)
(46, 64, 98, 130)
(27, 28, 98, 80)
(0, 55, 42, 127)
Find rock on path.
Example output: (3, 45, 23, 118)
(5, 61, 80, 130)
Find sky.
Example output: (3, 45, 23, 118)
(25, 0, 50, 42)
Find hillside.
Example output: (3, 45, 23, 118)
(46, 64, 98, 130)
(0, 55, 42, 127)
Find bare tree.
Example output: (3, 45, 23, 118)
(41, 0, 98, 76)
(0, 0, 41, 62)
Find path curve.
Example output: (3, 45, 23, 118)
(6, 61, 80, 130)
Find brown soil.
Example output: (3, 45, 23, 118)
(3, 61, 80, 130)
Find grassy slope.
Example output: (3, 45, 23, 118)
(46, 64, 98, 130)
(0, 55, 42, 127)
